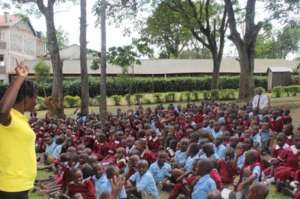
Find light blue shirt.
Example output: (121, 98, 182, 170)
(45, 141, 62, 159)
(149, 161, 171, 183)
(184, 155, 199, 172)
(212, 130, 223, 139)
(192, 174, 216, 199)
(93, 175, 127, 199)
(175, 150, 188, 167)
(236, 153, 245, 171)
(199, 153, 219, 161)
(252, 165, 261, 181)
(129, 170, 159, 197)
(252, 133, 261, 148)
(202, 127, 214, 135)
(215, 144, 226, 160)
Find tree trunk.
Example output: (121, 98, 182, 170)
(45, 7, 64, 118)
(100, 4, 107, 124)
(211, 53, 221, 90)
(80, 0, 89, 116)
(237, 43, 256, 101)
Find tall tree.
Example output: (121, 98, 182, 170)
(93, 0, 143, 124)
(225, 0, 263, 100)
(80, 0, 89, 116)
(15, 0, 67, 117)
(143, 3, 193, 58)
(162, 0, 228, 89)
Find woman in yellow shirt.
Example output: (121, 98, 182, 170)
(0, 63, 37, 199)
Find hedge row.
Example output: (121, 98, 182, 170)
(272, 85, 300, 98)
(29, 76, 267, 97)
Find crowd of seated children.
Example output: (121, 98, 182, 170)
(30, 101, 300, 199)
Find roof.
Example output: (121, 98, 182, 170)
(267, 66, 293, 73)
(41, 44, 95, 60)
(0, 15, 20, 27)
(18, 58, 299, 75)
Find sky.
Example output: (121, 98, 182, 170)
(2, 0, 295, 59)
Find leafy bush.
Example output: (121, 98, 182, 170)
(125, 94, 132, 106)
(285, 85, 300, 96)
(64, 96, 81, 108)
(143, 98, 152, 105)
(272, 86, 284, 98)
(30, 76, 268, 97)
(111, 95, 122, 106)
(153, 93, 164, 104)
(219, 89, 236, 100)
(203, 91, 210, 100)
(183, 92, 192, 102)
(211, 89, 219, 100)
(164, 92, 176, 103)
(133, 94, 144, 105)
(191, 91, 200, 101)
(36, 96, 47, 110)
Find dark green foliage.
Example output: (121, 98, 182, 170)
(133, 94, 144, 105)
(111, 95, 122, 105)
(64, 96, 81, 108)
(0, 76, 268, 97)
(164, 92, 176, 103)
(211, 89, 220, 100)
(272, 86, 284, 98)
(153, 93, 164, 104)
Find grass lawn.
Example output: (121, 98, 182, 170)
(30, 95, 300, 199)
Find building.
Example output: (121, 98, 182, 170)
(0, 12, 46, 83)
(267, 66, 293, 91)
(19, 44, 299, 78)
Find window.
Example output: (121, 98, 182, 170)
(0, 31, 4, 41)
(0, 55, 4, 67)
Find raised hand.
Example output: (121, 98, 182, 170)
(15, 62, 29, 78)
(111, 175, 126, 198)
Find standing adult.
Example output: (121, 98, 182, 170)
(252, 89, 270, 111)
(0, 63, 37, 199)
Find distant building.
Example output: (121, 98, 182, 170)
(267, 66, 293, 91)
(19, 44, 299, 79)
(0, 12, 46, 83)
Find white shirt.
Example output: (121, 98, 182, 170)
(252, 94, 269, 110)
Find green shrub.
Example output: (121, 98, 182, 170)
(211, 89, 219, 100)
(220, 89, 236, 100)
(111, 95, 122, 106)
(133, 94, 144, 105)
(164, 92, 176, 103)
(285, 85, 300, 96)
(125, 94, 132, 106)
(153, 93, 164, 103)
(183, 92, 192, 102)
(36, 96, 47, 110)
(64, 96, 81, 108)
(143, 98, 152, 105)
(203, 91, 210, 100)
(191, 91, 200, 101)
(272, 86, 284, 98)
(255, 87, 266, 94)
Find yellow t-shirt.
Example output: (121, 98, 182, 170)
(0, 108, 37, 192)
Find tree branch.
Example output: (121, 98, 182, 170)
(224, 0, 242, 44)
(36, 0, 46, 14)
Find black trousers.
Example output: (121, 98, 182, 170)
(0, 191, 28, 199)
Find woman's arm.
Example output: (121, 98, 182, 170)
(0, 64, 28, 125)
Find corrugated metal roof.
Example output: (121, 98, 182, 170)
(268, 66, 294, 73)
(16, 58, 298, 75)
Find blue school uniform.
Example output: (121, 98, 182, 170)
(184, 155, 199, 172)
(93, 174, 127, 199)
(252, 133, 261, 148)
(45, 141, 62, 159)
(129, 170, 159, 197)
(236, 153, 245, 171)
(192, 174, 216, 199)
(215, 144, 226, 160)
(212, 130, 223, 139)
(199, 153, 219, 161)
(149, 161, 171, 183)
(175, 150, 187, 167)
